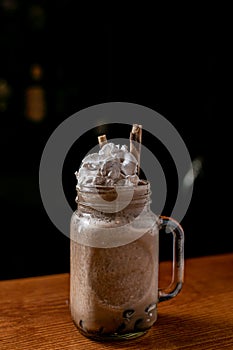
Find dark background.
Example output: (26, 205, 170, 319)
(0, 2, 231, 280)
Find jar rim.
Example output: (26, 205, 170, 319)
(76, 179, 149, 192)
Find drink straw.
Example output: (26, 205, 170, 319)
(98, 134, 107, 148)
(130, 124, 142, 176)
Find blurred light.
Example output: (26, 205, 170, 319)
(0, 79, 11, 112)
(183, 156, 203, 188)
(1, 0, 18, 12)
(25, 64, 46, 122)
(30, 64, 43, 81)
(28, 5, 46, 31)
(25, 87, 46, 122)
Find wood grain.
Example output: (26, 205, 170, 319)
(0, 253, 233, 349)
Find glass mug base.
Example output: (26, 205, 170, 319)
(76, 325, 149, 342)
(71, 299, 157, 341)
(74, 321, 149, 341)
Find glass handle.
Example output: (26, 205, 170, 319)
(158, 215, 185, 302)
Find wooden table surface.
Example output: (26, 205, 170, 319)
(0, 253, 233, 350)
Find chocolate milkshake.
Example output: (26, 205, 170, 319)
(70, 141, 160, 340)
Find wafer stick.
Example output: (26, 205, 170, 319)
(130, 124, 142, 175)
(98, 134, 107, 148)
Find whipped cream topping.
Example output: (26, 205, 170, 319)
(75, 142, 139, 187)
